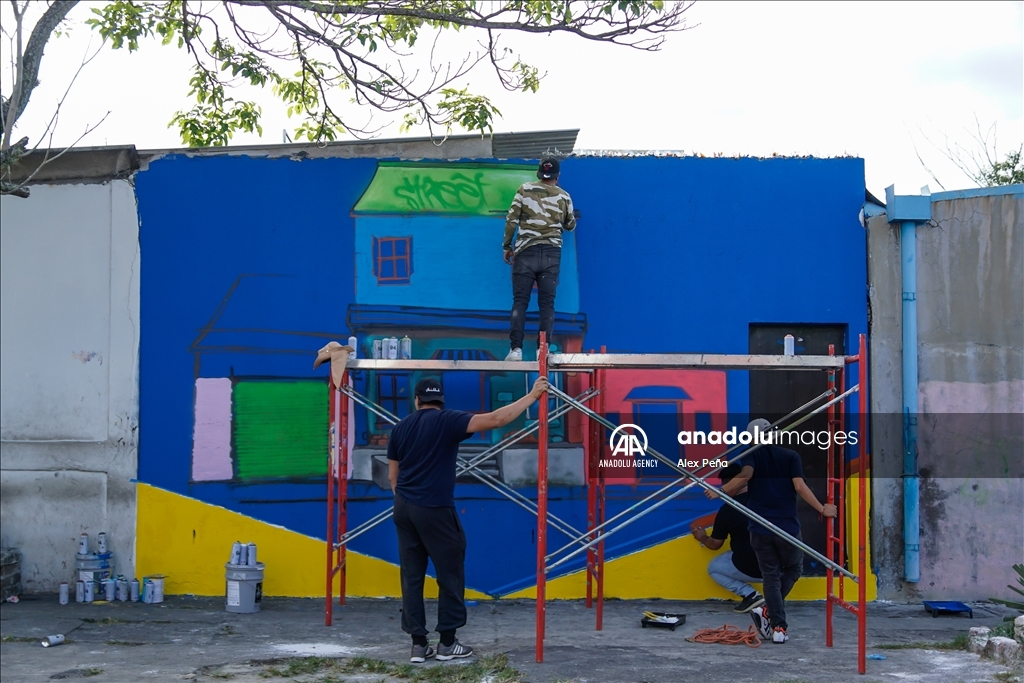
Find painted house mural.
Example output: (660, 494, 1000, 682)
(135, 152, 870, 600)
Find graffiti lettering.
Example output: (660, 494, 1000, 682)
(393, 172, 488, 212)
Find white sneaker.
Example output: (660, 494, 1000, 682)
(772, 626, 788, 643)
(504, 348, 523, 361)
(750, 606, 771, 640)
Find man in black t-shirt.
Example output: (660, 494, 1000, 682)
(717, 419, 837, 645)
(387, 376, 548, 664)
(692, 464, 764, 613)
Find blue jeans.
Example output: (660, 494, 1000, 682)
(708, 552, 760, 598)
(509, 244, 560, 350)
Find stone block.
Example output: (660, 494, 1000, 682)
(969, 626, 992, 654)
(982, 636, 1022, 667)
(0, 548, 21, 599)
(1015, 615, 1024, 646)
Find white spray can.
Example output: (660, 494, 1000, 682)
(96, 532, 108, 554)
(247, 543, 257, 567)
(387, 337, 399, 360)
(400, 336, 412, 360)
(372, 339, 382, 359)
(784, 334, 795, 356)
(348, 335, 358, 359)
(237, 543, 248, 566)
(59, 582, 69, 605)
(75, 581, 85, 603)
(230, 541, 242, 565)
(78, 534, 89, 555)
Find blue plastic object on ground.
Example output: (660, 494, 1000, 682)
(922, 601, 973, 618)
(867, 653, 886, 660)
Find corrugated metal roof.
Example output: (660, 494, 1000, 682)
(491, 129, 579, 159)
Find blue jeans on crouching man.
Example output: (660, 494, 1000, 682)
(509, 244, 560, 351)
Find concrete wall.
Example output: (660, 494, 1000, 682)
(0, 181, 140, 592)
(869, 189, 1024, 601)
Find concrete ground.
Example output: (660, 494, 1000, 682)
(0, 595, 1018, 683)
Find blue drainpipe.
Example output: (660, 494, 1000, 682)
(900, 222, 920, 583)
(885, 185, 930, 583)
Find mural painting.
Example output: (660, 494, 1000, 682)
(135, 153, 872, 600)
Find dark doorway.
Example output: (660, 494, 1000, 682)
(749, 324, 846, 576)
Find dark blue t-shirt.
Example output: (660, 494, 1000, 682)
(386, 408, 474, 508)
(740, 445, 805, 536)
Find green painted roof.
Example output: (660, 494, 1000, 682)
(353, 162, 535, 215)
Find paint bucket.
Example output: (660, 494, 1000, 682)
(225, 562, 264, 614)
(141, 575, 165, 604)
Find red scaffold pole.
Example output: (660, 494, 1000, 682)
(339, 372, 350, 606)
(535, 333, 550, 663)
(825, 345, 836, 648)
(857, 333, 868, 675)
(585, 359, 596, 610)
(326, 381, 337, 626)
(596, 347, 607, 632)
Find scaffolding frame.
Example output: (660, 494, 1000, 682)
(325, 334, 869, 675)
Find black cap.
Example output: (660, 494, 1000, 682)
(537, 157, 560, 180)
(415, 378, 444, 404)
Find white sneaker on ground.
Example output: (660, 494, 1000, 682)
(772, 626, 789, 643)
(504, 348, 523, 361)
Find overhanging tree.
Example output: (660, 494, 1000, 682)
(3, 1, 692, 196)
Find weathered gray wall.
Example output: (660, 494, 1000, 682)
(869, 190, 1024, 601)
(0, 181, 140, 592)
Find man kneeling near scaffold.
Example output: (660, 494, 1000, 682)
(708, 419, 837, 644)
(691, 464, 764, 613)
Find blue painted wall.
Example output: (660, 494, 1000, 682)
(135, 153, 866, 596)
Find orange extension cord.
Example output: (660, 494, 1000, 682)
(686, 624, 762, 647)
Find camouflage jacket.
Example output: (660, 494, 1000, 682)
(503, 182, 576, 254)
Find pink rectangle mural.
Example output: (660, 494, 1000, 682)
(192, 377, 233, 481)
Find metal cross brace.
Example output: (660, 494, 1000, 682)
(544, 383, 859, 581)
(332, 383, 600, 549)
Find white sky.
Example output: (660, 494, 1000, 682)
(4, 1, 1022, 198)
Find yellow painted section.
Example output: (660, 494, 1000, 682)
(504, 474, 876, 601)
(137, 473, 875, 602)
(135, 484, 487, 599)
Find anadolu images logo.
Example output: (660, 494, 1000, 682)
(609, 424, 648, 458)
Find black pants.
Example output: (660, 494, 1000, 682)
(509, 244, 561, 350)
(750, 532, 804, 630)
(393, 492, 467, 637)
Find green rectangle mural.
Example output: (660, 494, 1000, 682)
(353, 162, 535, 215)
(233, 380, 327, 480)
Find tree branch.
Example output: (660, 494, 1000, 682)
(11, 0, 80, 125)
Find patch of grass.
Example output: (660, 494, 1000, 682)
(105, 640, 146, 646)
(1, 635, 39, 642)
(875, 632, 969, 651)
(259, 653, 523, 683)
(990, 622, 1015, 638)
(208, 673, 235, 680)
(82, 670, 104, 678)
(81, 617, 126, 625)
(994, 673, 1022, 683)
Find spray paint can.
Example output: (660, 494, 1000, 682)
(230, 541, 242, 565)
(130, 578, 140, 602)
(347, 335, 358, 359)
(96, 532, 108, 554)
(116, 577, 129, 602)
(400, 336, 412, 360)
(246, 543, 257, 567)
(143, 579, 154, 603)
(41, 634, 66, 647)
(387, 337, 399, 360)
(237, 543, 248, 566)
(104, 579, 116, 602)
(784, 334, 795, 356)
(59, 582, 69, 605)
(75, 581, 85, 603)
(372, 339, 382, 359)
(78, 533, 89, 555)
(83, 580, 94, 603)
